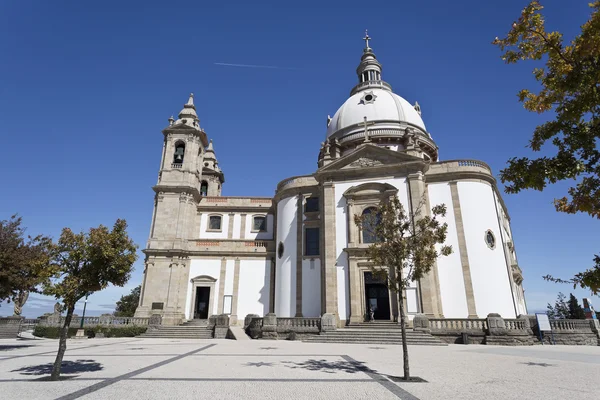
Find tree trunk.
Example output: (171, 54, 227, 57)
(398, 287, 410, 380)
(51, 303, 74, 381)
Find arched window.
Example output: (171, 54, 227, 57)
(173, 142, 185, 164)
(200, 181, 208, 196)
(362, 207, 381, 244)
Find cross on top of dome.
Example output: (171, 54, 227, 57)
(363, 30, 372, 49)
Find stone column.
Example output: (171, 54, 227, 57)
(320, 181, 338, 318)
(348, 258, 362, 324)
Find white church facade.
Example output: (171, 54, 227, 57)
(134, 36, 527, 326)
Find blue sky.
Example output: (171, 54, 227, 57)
(0, 0, 597, 317)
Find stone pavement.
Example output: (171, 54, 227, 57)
(0, 338, 598, 400)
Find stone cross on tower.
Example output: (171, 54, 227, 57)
(360, 116, 375, 143)
(363, 30, 372, 49)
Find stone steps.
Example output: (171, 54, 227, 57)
(139, 325, 213, 339)
(304, 326, 446, 346)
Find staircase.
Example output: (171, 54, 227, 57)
(139, 319, 213, 339)
(303, 321, 446, 346)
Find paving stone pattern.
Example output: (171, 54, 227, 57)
(0, 338, 599, 399)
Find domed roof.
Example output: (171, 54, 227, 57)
(326, 88, 426, 138)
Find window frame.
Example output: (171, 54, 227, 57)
(206, 214, 223, 232)
(304, 197, 319, 213)
(173, 141, 186, 164)
(304, 227, 320, 256)
(251, 215, 267, 233)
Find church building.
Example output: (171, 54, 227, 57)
(134, 34, 527, 326)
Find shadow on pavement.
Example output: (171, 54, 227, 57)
(11, 359, 103, 375)
(282, 359, 377, 374)
(0, 345, 35, 352)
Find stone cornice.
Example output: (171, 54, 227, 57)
(153, 185, 201, 203)
(162, 124, 209, 147)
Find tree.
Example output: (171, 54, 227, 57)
(546, 292, 569, 319)
(493, 1, 600, 293)
(354, 195, 452, 380)
(567, 293, 586, 319)
(114, 285, 141, 317)
(43, 219, 137, 380)
(0, 215, 52, 308)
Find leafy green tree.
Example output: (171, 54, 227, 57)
(493, 1, 600, 293)
(114, 285, 141, 317)
(43, 219, 137, 380)
(0, 215, 52, 306)
(546, 292, 569, 319)
(567, 293, 586, 319)
(354, 195, 452, 380)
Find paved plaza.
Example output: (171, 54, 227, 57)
(0, 338, 599, 400)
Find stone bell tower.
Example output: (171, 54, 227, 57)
(199, 140, 225, 196)
(135, 93, 209, 324)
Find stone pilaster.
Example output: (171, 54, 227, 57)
(407, 172, 440, 317)
(240, 214, 247, 239)
(449, 182, 478, 318)
(321, 181, 338, 317)
(227, 213, 235, 239)
(230, 259, 241, 325)
(217, 258, 227, 315)
(296, 196, 304, 317)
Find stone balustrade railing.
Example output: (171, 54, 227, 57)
(43, 315, 151, 327)
(429, 318, 488, 332)
(277, 317, 321, 329)
(504, 319, 528, 331)
(550, 319, 592, 332)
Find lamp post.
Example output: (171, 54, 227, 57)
(80, 294, 89, 329)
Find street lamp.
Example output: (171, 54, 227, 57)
(79, 294, 89, 329)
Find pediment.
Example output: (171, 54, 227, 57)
(318, 144, 427, 174)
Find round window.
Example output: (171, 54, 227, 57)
(365, 94, 373, 101)
(485, 230, 496, 249)
(278, 242, 284, 259)
(204, 162, 209, 167)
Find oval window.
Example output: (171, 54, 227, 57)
(365, 94, 373, 101)
(278, 242, 284, 259)
(485, 230, 496, 249)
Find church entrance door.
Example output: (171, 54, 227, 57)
(194, 287, 210, 319)
(364, 272, 390, 320)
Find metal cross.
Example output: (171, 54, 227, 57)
(360, 116, 375, 142)
(363, 30, 371, 48)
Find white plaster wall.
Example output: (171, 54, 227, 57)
(237, 259, 271, 318)
(274, 195, 297, 317)
(302, 258, 321, 317)
(245, 214, 274, 240)
(427, 183, 469, 318)
(232, 214, 241, 239)
(458, 182, 516, 318)
(334, 177, 411, 321)
(199, 213, 230, 239)
(186, 259, 221, 319)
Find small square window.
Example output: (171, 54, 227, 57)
(305, 197, 319, 212)
(253, 216, 266, 232)
(305, 228, 320, 256)
(208, 215, 222, 230)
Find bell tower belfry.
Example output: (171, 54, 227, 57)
(199, 140, 225, 196)
(135, 93, 211, 324)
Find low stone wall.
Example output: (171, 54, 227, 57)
(40, 314, 150, 328)
(0, 317, 24, 339)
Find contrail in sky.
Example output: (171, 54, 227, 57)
(214, 62, 299, 70)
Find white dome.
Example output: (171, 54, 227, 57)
(326, 89, 426, 138)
